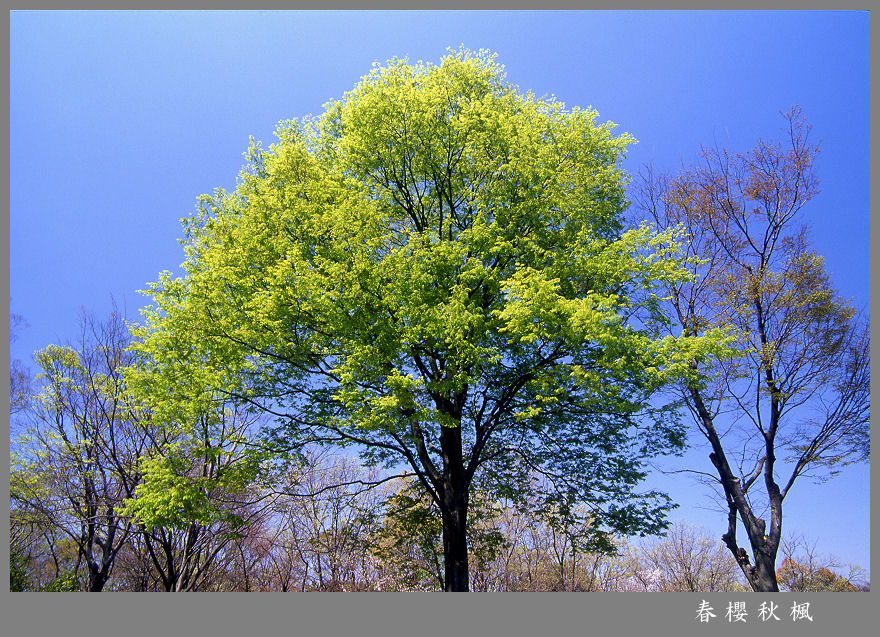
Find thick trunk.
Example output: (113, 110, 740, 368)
(694, 386, 782, 592)
(439, 415, 470, 592)
(721, 526, 779, 593)
(441, 495, 469, 591)
(82, 537, 110, 592)
(87, 565, 108, 592)
(751, 548, 779, 592)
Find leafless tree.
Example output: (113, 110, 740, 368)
(268, 449, 389, 591)
(628, 521, 744, 591)
(631, 107, 870, 591)
(9, 313, 33, 418)
(470, 492, 633, 592)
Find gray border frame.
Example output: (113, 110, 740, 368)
(3, 4, 875, 637)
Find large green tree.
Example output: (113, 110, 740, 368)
(128, 49, 728, 591)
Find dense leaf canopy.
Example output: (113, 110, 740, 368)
(126, 50, 730, 559)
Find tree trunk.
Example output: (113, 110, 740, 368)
(695, 387, 782, 593)
(441, 496, 469, 591)
(751, 548, 779, 592)
(439, 418, 470, 592)
(87, 564, 108, 592)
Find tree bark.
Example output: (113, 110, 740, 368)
(752, 547, 779, 592)
(441, 498, 469, 591)
(439, 413, 470, 592)
(693, 385, 781, 592)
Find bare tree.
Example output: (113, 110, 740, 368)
(244, 516, 307, 592)
(470, 490, 634, 592)
(9, 313, 32, 418)
(632, 107, 870, 591)
(269, 449, 389, 591)
(628, 521, 744, 591)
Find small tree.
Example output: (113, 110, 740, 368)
(10, 308, 146, 591)
(121, 398, 268, 591)
(477, 490, 634, 591)
(10, 314, 33, 420)
(267, 449, 387, 591)
(10, 548, 30, 591)
(776, 534, 868, 592)
(371, 478, 506, 591)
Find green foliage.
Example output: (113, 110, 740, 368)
(121, 407, 266, 533)
(372, 484, 446, 590)
(10, 318, 139, 592)
(9, 548, 30, 592)
(128, 48, 732, 569)
(372, 481, 507, 590)
(39, 571, 81, 592)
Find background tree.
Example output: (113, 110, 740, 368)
(10, 308, 147, 591)
(8, 506, 87, 591)
(266, 449, 388, 591)
(371, 477, 507, 591)
(127, 48, 730, 591)
(627, 521, 745, 591)
(120, 398, 269, 591)
(9, 548, 30, 591)
(371, 482, 446, 591)
(9, 313, 32, 419)
(476, 489, 635, 591)
(632, 107, 870, 592)
(776, 533, 868, 592)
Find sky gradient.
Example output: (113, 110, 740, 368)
(9, 10, 870, 575)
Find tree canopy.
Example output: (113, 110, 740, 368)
(126, 49, 730, 590)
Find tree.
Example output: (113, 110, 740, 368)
(475, 488, 634, 591)
(128, 48, 729, 591)
(632, 107, 870, 591)
(776, 534, 868, 592)
(10, 548, 29, 591)
(120, 397, 269, 591)
(371, 477, 507, 591)
(9, 313, 32, 417)
(266, 449, 388, 591)
(628, 521, 744, 591)
(8, 506, 80, 591)
(10, 308, 147, 591)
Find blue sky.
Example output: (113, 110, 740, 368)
(9, 10, 870, 574)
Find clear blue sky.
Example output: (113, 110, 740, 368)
(9, 10, 871, 574)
